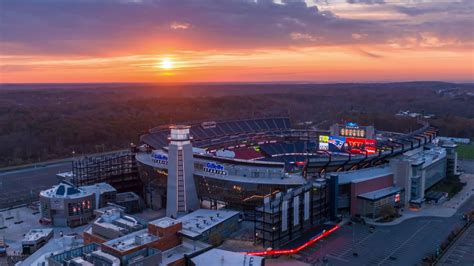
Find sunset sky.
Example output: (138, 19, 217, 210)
(1, 0, 473, 83)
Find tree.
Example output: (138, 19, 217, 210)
(379, 204, 397, 219)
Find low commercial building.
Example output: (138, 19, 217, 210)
(39, 181, 131, 227)
(19, 235, 84, 266)
(330, 165, 395, 216)
(356, 186, 404, 219)
(83, 208, 146, 244)
(177, 209, 240, 245)
(51, 215, 211, 265)
(22, 228, 54, 255)
(115, 192, 143, 214)
(48, 243, 121, 266)
(101, 229, 161, 264)
(390, 146, 449, 207)
(39, 181, 96, 227)
(81, 182, 117, 209)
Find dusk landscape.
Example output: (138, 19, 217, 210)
(0, 1, 473, 265)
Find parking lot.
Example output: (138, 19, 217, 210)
(296, 198, 474, 265)
(438, 223, 474, 265)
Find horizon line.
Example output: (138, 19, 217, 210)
(1, 80, 473, 86)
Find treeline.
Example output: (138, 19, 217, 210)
(0, 82, 473, 167)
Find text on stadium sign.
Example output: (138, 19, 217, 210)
(151, 152, 168, 165)
(346, 122, 359, 128)
(204, 162, 227, 175)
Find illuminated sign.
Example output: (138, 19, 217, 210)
(151, 152, 168, 165)
(394, 193, 400, 203)
(346, 122, 359, 128)
(204, 162, 227, 175)
(319, 135, 329, 142)
(328, 136, 348, 152)
(340, 128, 366, 138)
(318, 135, 329, 150)
(346, 137, 377, 154)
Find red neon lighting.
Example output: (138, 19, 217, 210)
(346, 137, 377, 155)
(245, 224, 340, 256)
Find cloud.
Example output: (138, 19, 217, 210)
(0, 0, 472, 57)
(346, 0, 385, 4)
(170, 22, 191, 30)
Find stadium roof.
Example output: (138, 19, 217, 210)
(332, 165, 393, 185)
(358, 186, 402, 201)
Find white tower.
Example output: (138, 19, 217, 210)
(166, 125, 199, 217)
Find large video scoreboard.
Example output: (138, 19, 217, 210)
(321, 122, 376, 154)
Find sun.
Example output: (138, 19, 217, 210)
(160, 58, 174, 70)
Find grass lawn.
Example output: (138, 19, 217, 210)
(430, 177, 465, 198)
(456, 144, 474, 160)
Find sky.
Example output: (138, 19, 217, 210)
(0, 0, 473, 83)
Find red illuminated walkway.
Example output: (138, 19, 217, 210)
(244, 224, 341, 256)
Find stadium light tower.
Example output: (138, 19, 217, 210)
(166, 125, 199, 218)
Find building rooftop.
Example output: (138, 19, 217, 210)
(93, 209, 144, 234)
(402, 146, 446, 167)
(149, 217, 180, 228)
(91, 250, 121, 265)
(191, 248, 264, 266)
(81, 183, 116, 194)
(81, 182, 117, 209)
(116, 191, 140, 202)
(19, 236, 84, 266)
(177, 209, 240, 239)
(161, 239, 210, 265)
(94, 205, 126, 216)
(22, 228, 53, 243)
(56, 171, 74, 181)
(69, 257, 94, 266)
(358, 186, 402, 201)
(333, 165, 393, 185)
(39, 180, 92, 199)
(102, 229, 159, 252)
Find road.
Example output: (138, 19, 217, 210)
(0, 162, 71, 209)
(297, 198, 474, 265)
(459, 159, 474, 174)
(0, 149, 127, 209)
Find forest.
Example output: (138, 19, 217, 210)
(0, 82, 473, 167)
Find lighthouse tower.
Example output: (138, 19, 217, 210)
(166, 125, 199, 217)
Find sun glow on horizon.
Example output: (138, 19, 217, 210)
(160, 57, 174, 70)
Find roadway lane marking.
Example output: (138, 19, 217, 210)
(377, 220, 432, 266)
(326, 254, 349, 262)
(337, 229, 380, 258)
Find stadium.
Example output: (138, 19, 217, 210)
(135, 117, 441, 215)
(48, 116, 457, 249)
